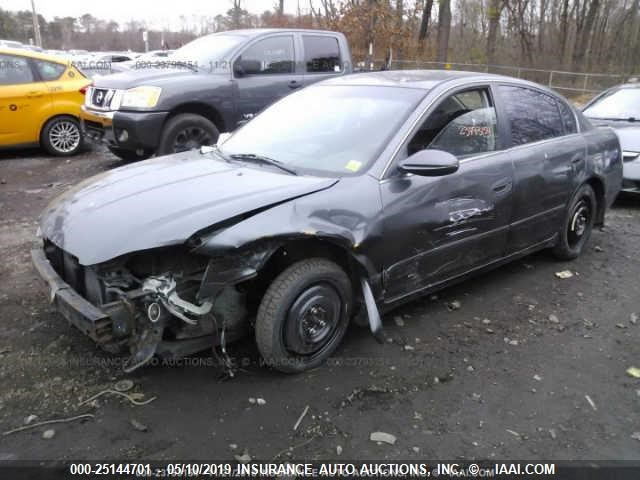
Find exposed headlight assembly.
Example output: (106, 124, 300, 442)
(118, 86, 162, 109)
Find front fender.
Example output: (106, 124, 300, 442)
(193, 177, 385, 296)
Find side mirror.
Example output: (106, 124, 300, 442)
(398, 149, 459, 177)
(233, 59, 261, 77)
(233, 60, 245, 77)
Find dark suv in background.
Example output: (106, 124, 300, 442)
(80, 28, 352, 160)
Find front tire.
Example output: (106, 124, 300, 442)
(255, 259, 352, 373)
(156, 113, 219, 156)
(41, 116, 82, 156)
(552, 184, 596, 260)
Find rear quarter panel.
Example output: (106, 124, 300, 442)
(43, 63, 87, 132)
(582, 126, 623, 208)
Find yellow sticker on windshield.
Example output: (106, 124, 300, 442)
(345, 160, 362, 172)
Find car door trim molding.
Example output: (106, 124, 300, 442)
(383, 233, 557, 305)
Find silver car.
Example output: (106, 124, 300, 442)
(583, 82, 640, 193)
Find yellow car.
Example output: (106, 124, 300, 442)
(0, 48, 89, 156)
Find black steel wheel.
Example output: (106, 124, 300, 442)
(255, 258, 352, 373)
(552, 184, 596, 260)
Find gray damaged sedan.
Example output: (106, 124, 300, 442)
(32, 71, 623, 373)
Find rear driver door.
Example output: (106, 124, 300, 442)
(495, 85, 584, 252)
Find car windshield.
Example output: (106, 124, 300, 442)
(169, 34, 244, 69)
(583, 87, 640, 120)
(219, 85, 425, 176)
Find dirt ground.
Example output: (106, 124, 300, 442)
(0, 145, 639, 462)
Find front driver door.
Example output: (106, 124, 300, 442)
(232, 34, 303, 127)
(380, 86, 515, 302)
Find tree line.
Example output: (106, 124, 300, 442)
(1, 0, 638, 74)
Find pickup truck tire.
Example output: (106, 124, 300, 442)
(108, 147, 152, 162)
(41, 115, 83, 156)
(255, 258, 352, 373)
(552, 184, 596, 260)
(157, 113, 219, 156)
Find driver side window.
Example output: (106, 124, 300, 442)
(234, 36, 295, 75)
(407, 88, 498, 159)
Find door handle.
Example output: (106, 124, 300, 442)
(288, 80, 302, 89)
(571, 157, 583, 164)
(492, 180, 512, 195)
(27, 91, 44, 97)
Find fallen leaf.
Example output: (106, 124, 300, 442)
(627, 367, 640, 378)
(555, 270, 574, 279)
(370, 431, 397, 445)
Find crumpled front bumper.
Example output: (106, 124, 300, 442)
(31, 248, 236, 365)
(80, 105, 167, 152)
(31, 248, 119, 347)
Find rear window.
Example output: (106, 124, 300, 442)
(303, 35, 342, 73)
(34, 59, 66, 81)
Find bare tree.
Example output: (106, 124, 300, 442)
(487, 0, 506, 66)
(418, 0, 435, 46)
(436, 0, 452, 62)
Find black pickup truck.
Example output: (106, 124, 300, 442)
(80, 28, 352, 160)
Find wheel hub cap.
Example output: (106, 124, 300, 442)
(49, 121, 80, 153)
(567, 198, 591, 247)
(285, 284, 341, 356)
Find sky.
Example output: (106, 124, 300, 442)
(3, 0, 314, 29)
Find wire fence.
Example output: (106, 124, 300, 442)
(360, 59, 634, 99)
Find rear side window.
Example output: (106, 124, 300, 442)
(236, 36, 295, 75)
(0, 54, 34, 85)
(558, 100, 577, 134)
(34, 59, 66, 81)
(303, 35, 342, 73)
(498, 85, 563, 146)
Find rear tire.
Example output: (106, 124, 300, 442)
(41, 116, 83, 156)
(156, 113, 219, 156)
(552, 184, 596, 260)
(255, 259, 352, 373)
(108, 146, 152, 162)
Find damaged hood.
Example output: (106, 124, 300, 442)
(40, 152, 337, 265)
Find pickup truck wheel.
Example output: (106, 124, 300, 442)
(41, 116, 83, 156)
(108, 147, 152, 162)
(157, 114, 219, 155)
(552, 184, 596, 260)
(255, 259, 352, 373)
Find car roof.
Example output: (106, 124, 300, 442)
(208, 28, 342, 37)
(0, 47, 70, 64)
(321, 69, 546, 91)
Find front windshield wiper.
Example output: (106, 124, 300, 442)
(229, 153, 298, 175)
(589, 116, 638, 122)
